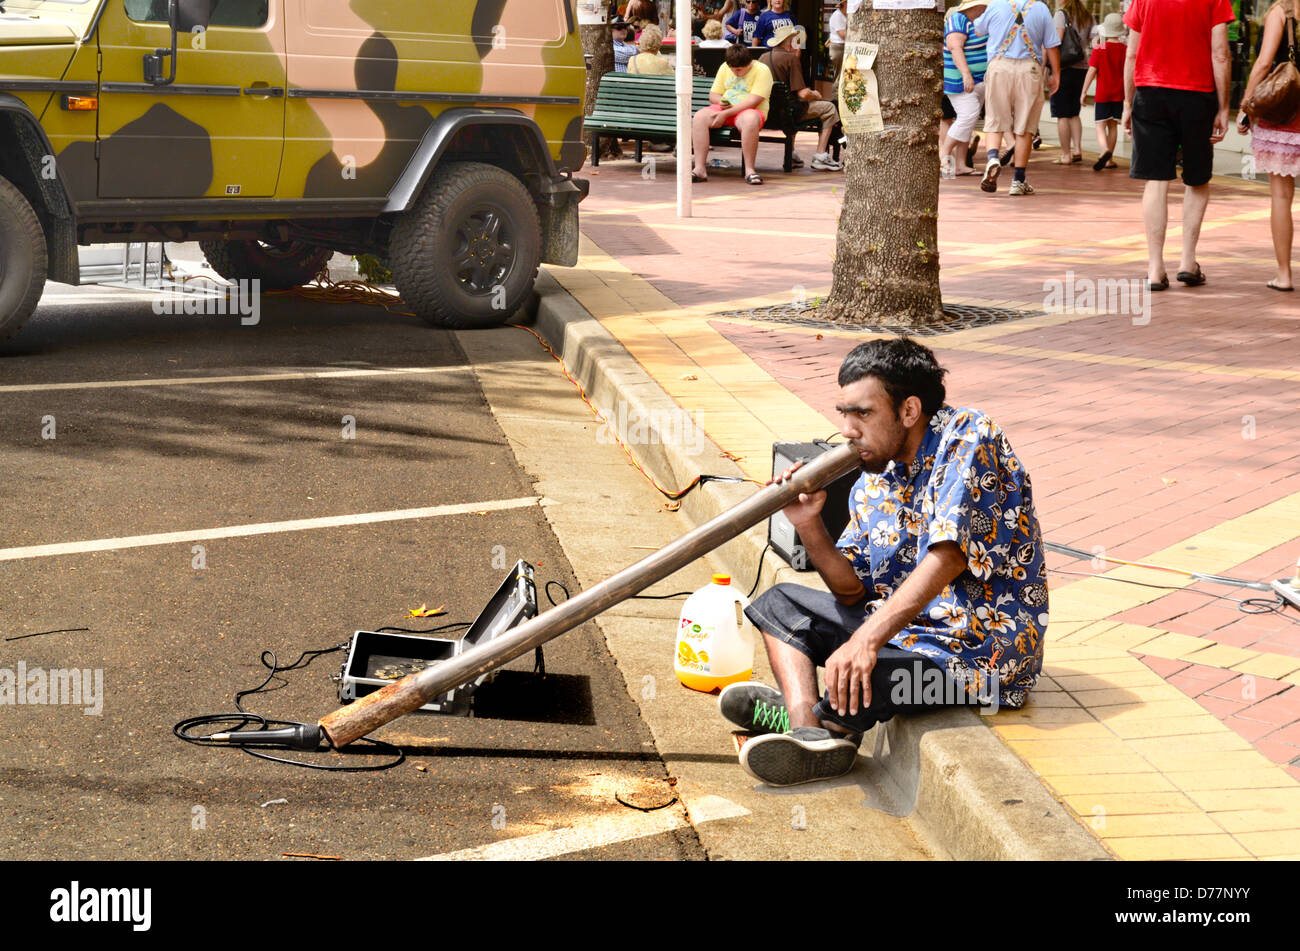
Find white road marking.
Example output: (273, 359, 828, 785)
(0, 366, 468, 394)
(0, 497, 538, 562)
(415, 795, 750, 861)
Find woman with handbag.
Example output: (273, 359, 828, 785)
(1238, 0, 1300, 291)
(1050, 0, 1097, 163)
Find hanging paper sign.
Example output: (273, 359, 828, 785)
(838, 41, 883, 133)
(872, 0, 938, 7)
(577, 0, 607, 25)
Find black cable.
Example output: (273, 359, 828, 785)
(375, 622, 470, 635)
(544, 580, 570, 607)
(748, 541, 774, 599)
(5, 627, 90, 642)
(174, 642, 405, 772)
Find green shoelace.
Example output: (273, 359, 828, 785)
(752, 699, 790, 734)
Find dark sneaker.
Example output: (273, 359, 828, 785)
(719, 681, 790, 734)
(739, 727, 861, 786)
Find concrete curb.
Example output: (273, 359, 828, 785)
(532, 269, 1111, 861)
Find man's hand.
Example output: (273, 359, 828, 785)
(1211, 107, 1229, 143)
(708, 109, 728, 129)
(770, 460, 825, 528)
(825, 630, 880, 717)
(962, 73, 974, 93)
(1122, 101, 1132, 136)
(1047, 70, 1060, 96)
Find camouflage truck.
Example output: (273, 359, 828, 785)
(0, 0, 588, 338)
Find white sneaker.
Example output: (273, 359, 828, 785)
(811, 152, 843, 171)
(980, 156, 1001, 192)
(1008, 179, 1035, 196)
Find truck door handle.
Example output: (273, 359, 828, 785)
(243, 83, 284, 98)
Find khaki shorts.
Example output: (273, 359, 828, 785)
(983, 56, 1044, 136)
(803, 98, 838, 132)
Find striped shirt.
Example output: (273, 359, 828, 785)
(943, 12, 989, 93)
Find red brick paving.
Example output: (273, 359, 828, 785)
(577, 135, 1300, 785)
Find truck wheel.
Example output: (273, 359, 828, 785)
(198, 238, 331, 291)
(0, 175, 48, 342)
(389, 162, 541, 329)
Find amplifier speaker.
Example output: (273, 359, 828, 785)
(767, 441, 860, 570)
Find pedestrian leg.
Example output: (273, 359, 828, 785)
(761, 632, 822, 729)
(1142, 178, 1170, 282)
(1269, 172, 1295, 288)
(1178, 182, 1210, 276)
(737, 109, 761, 179)
(692, 108, 713, 177)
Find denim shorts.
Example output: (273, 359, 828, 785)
(745, 583, 988, 734)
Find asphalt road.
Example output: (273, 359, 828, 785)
(0, 273, 703, 861)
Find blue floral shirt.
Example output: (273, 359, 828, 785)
(836, 406, 1047, 707)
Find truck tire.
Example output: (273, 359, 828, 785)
(0, 174, 48, 342)
(198, 238, 331, 291)
(389, 162, 541, 329)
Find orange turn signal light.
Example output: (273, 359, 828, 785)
(62, 95, 98, 111)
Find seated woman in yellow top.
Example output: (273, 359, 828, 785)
(690, 44, 773, 185)
(627, 25, 673, 75)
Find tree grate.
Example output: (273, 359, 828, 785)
(713, 300, 1044, 336)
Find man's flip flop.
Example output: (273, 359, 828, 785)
(1267, 280, 1294, 291)
(1093, 151, 1112, 171)
(1176, 266, 1207, 286)
(691, 171, 707, 183)
(745, 172, 763, 185)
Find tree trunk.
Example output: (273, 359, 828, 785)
(818, 8, 946, 327)
(580, 2, 623, 160)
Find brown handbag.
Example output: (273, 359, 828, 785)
(1243, 12, 1300, 126)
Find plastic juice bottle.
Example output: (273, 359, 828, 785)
(674, 573, 755, 692)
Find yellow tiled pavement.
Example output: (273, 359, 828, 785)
(545, 239, 1300, 861)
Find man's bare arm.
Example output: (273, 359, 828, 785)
(1210, 22, 1230, 142)
(1122, 27, 1139, 134)
(791, 515, 868, 604)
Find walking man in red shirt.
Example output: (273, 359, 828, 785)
(1122, 0, 1234, 291)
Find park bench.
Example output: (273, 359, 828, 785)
(584, 72, 841, 172)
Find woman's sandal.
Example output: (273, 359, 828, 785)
(1149, 275, 1170, 292)
(1071, 153, 1083, 163)
(745, 172, 763, 185)
(691, 171, 708, 183)
(1267, 279, 1294, 292)
(1176, 265, 1207, 287)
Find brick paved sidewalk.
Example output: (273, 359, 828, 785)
(553, 133, 1300, 859)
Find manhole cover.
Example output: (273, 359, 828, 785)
(714, 300, 1043, 336)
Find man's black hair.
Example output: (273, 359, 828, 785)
(837, 337, 948, 417)
(725, 43, 753, 68)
